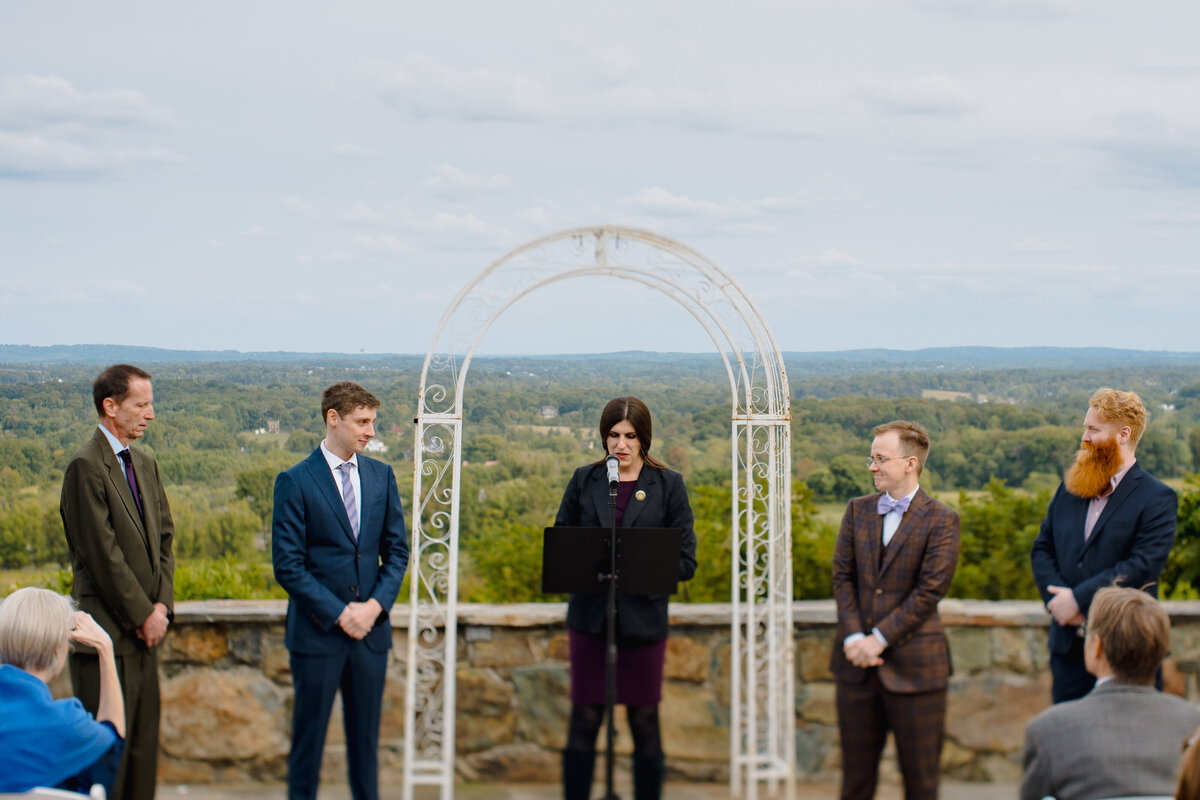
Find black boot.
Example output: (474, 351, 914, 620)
(562, 748, 595, 800)
(632, 753, 665, 800)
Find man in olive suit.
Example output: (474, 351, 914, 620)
(61, 364, 175, 800)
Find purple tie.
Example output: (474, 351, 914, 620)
(338, 462, 359, 540)
(877, 495, 910, 515)
(118, 449, 144, 518)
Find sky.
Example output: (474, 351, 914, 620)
(2, 1, 1199, 356)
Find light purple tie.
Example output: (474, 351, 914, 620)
(337, 462, 358, 540)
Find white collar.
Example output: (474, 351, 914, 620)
(885, 484, 920, 504)
(320, 440, 358, 471)
(97, 424, 127, 455)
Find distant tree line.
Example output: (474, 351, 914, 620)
(2, 359, 1200, 602)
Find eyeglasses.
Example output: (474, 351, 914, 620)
(865, 455, 913, 468)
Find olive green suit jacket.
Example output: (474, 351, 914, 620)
(60, 427, 175, 655)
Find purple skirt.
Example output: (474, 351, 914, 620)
(568, 628, 667, 706)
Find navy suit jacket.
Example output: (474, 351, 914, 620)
(555, 463, 698, 643)
(1030, 462, 1177, 654)
(272, 448, 409, 654)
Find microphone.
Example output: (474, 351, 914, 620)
(605, 453, 620, 487)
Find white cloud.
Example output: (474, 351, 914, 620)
(913, 0, 1076, 21)
(0, 131, 182, 179)
(1091, 113, 1200, 188)
(0, 75, 181, 180)
(1140, 210, 1200, 225)
(354, 54, 739, 133)
(518, 206, 553, 227)
(628, 187, 758, 221)
(861, 73, 979, 118)
(360, 56, 549, 122)
(623, 187, 859, 235)
(341, 203, 385, 223)
(0, 74, 174, 129)
(422, 163, 511, 198)
(815, 248, 864, 267)
(410, 211, 515, 249)
(1011, 237, 1069, 253)
(351, 233, 409, 255)
(283, 196, 317, 215)
(331, 142, 380, 156)
(242, 225, 265, 237)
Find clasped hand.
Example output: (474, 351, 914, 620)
(844, 635, 885, 668)
(1046, 585, 1086, 627)
(337, 599, 383, 640)
(136, 602, 171, 647)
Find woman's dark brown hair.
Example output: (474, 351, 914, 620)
(598, 396, 666, 469)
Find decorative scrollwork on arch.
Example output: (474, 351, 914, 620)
(404, 226, 794, 800)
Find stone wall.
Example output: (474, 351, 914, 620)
(53, 599, 1200, 787)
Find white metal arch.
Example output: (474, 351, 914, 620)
(403, 226, 794, 800)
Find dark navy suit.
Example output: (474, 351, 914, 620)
(272, 447, 409, 800)
(1030, 462, 1176, 702)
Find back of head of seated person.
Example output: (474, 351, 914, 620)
(1084, 584, 1170, 685)
(0, 586, 124, 794)
(0, 586, 75, 678)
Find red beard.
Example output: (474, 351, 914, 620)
(1064, 437, 1123, 499)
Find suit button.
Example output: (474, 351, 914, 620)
(875, 588, 883, 595)
(349, 584, 357, 593)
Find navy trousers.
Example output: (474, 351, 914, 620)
(288, 641, 389, 800)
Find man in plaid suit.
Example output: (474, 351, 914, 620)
(830, 420, 961, 800)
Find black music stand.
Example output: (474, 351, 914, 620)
(543, 524, 682, 800)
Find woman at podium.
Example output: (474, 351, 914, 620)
(554, 396, 697, 800)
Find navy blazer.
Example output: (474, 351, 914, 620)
(1030, 462, 1177, 654)
(272, 448, 409, 654)
(554, 462, 698, 643)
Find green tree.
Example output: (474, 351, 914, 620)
(948, 479, 1047, 600)
(461, 521, 557, 603)
(287, 429, 321, 454)
(807, 454, 874, 503)
(1188, 428, 1200, 471)
(687, 479, 835, 602)
(235, 456, 294, 528)
(790, 480, 838, 600)
(1160, 474, 1200, 599)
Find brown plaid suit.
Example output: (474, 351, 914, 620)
(830, 489, 960, 800)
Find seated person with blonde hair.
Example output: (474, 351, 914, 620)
(0, 587, 125, 794)
(1021, 586, 1200, 800)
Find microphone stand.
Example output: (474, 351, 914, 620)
(600, 474, 620, 800)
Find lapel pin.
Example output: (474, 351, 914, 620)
(635, 490, 646, 501)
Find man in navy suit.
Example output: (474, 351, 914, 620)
(272, 382, 409, 800)
(1031, 387, 1177, 703)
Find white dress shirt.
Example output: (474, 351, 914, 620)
(320, 441, 362, 533)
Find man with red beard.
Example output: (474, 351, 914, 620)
(1031, 388, 1178, 703)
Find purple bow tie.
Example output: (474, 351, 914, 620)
(877, 495, 911, 515)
